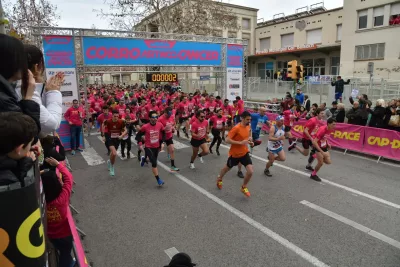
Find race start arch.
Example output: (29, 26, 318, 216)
(33, 26, 248, 102)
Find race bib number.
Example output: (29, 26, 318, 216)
(165, 122, 172, 132)
(290, 120, 294, 127)
(321, 139, 327, 147)
(150, 130, 159, 144)
(198, 127, 206, 138)
(273, 142, 281, 149)
(216, 121, 223, 129)
(111, 132, 119, 138)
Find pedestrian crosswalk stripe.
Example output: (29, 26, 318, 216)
(80, 139, 105, 166)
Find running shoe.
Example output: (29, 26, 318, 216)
(190, 163, 195, 169)
(310, 174, 321, 182)
(121, 153, 126, 158)
(71, 150, 76, 156)
(241, 186, 251, 197)
(167, 153, 171, 160)
(77, 148, 84, 152)
(157, 178, 165, 186)
(237, 171, 244, 178)
(217, 179, 223, 190)
(140, 156, 146, 167)
(199, 157, 204, 164)
(182, 127, 187, 134)
(110, 165, 115, 176)
(216, 149, 220, 156)
(177, 131, 180, 138)
(127, 153, 131, 159)
(170, 166, 180, 172)
(288, 143, 296, 151)
(264, 168, 272, 177)
(209, 148, 213, 154)
(107, 160, 111, 170)
(305, 165, 314, 172)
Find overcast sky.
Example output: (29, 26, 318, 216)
(8, 0, 344, 29)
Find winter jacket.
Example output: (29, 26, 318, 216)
(0, 155, 35, 187)
(331, 79, 350, 93)
(0, 75, 41, 132)
(368, 106, 386, 128)
(304, 98, 311, 112)
(331, 109, 345, 123)
(295, 93, 304, 105)
(47, 164, 73, 239)
(15, 82, 62, 136)
(346, 108, 368, 126)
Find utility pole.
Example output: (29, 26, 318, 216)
(0, 0, 6, 34)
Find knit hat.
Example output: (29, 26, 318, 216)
(164, 253, 196, 267)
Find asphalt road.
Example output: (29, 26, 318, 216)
(67, 132, 400, 267)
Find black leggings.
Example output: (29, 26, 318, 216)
(210, 128, 222, 150)
(121, 138, 132, 153)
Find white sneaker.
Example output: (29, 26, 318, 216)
(199, 157, 204, 163)
(190, 163, 195, 169)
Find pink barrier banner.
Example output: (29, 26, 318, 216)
(362, 127, 400, 160)
(67, 209, 89, 267)
(327, 124, 365, 151)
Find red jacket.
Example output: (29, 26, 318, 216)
(47, 164, 73, 239)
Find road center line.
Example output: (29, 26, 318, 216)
(164, 247, 179, 259)
(300, 200, 400, 250)
(157, 161, 330, 267)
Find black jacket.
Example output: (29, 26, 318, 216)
(0, 155, 35, 187)
(368, 106, 386, 128)
(331, 109, 345, 123)
(346, 108, 368, 126)
(0, 75, 41, 132)
(331, 79, 350, 93)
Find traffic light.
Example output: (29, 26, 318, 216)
(287, 60, 298, 79)
(296, 64, 304, 79)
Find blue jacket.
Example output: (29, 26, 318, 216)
(295, 93, 304, 105)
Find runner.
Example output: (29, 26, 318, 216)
(264, 116, 286, 177)
(177, 96, 190, 138)
(250, 106, 270, 148)
(310, 118, 337, 182)
(283, 104, 299, 151)
(294, 108, 325, 171)
(103, 110, 127, 176)
(97, 105, 112, 155)
(209, 108, 226, 156)
(221, 98, 234, 141)
(120, 115, 135, 159)
(189, 110, 210, 169)
(135, 111, 165, 186)
(216, 111, 254, 197)
(158, 107, 180, 171)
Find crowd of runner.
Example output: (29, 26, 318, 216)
(69, 84, 336, 197)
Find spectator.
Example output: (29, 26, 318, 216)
(333, 103, 346, 123)
(281, 92, 294, 111)
(299, 106, 308, 118)
(331, 76, 350, 103)
(346, 101, 368, 125)
(383, 99, 397, 129)
(304, 95, 311, 111)
(15, 44, 63, 136)
(41, 157, 74, 267)
(64, 99, 84, 155)
(295, 88, 304, 106)
(330, 101, 338, 114)
(306, 103, 319, 119)
(0, 112, 38, 186)
(0, 34, 41, 132)
(40, 136, 66, 171)
(368, 99, 386, 128)
(164, 252, 196, 267)
(350, 94, 372, 109)
(319, 102, 332, 121)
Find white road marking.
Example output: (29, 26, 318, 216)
(300, 200, 400, 250)
(157, 161, 330, 267)
(80, 139, 105, 166)
(164, 247, 179, 259)
(218, 143, 400, 210)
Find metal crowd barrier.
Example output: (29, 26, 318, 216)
(244, 101, 282, 114)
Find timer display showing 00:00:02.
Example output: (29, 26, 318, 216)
(150, 73, 178, 82)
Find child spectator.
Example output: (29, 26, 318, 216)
(41, 157, 74, 267)
(0, 112, 38, 186)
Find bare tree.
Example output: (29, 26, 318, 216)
(96, 0, 239, 34)
(4, 0, 59, 42)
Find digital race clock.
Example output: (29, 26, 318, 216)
(146, 73, 178, 82)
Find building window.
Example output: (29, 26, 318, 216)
(242, 33, 251, 40)
(331, 57, 340, 75)
(336, 24, 342, 41)
(306, 28, 322, 44)
(242, 18, 250, 30)
(281, 33, 294, 48)
(257, 63, 266, 79)
(301, 58, 326, 76)
(390, 3, 400, 25)
(355, 43, 385, 60)
(373, 6, 384, 27)
(358, 10, 368, 29)
(259, 38, 271, 51)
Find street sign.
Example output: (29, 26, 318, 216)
(367, 62, 374, 74)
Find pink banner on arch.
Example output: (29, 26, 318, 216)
(362, 127, 400, 160)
